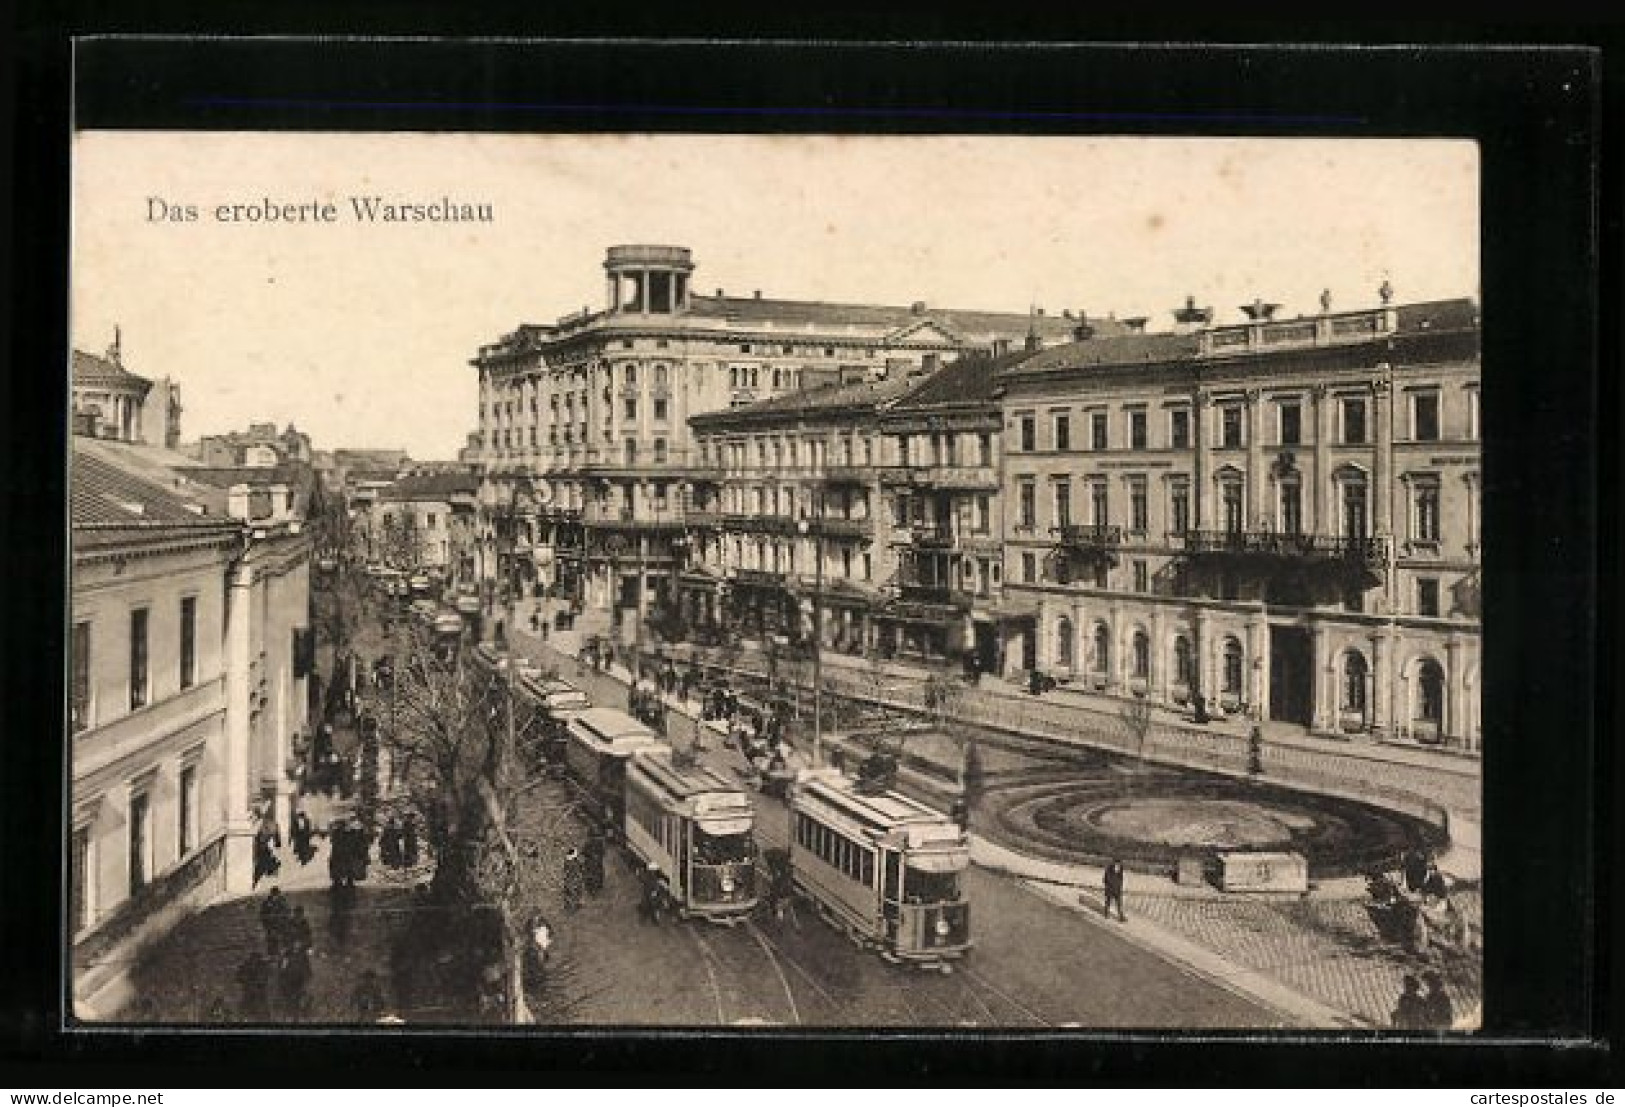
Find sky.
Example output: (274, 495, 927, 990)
(72, 133, 1479, 460)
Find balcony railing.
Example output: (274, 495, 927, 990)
(906, 465, 1000, 491)
(582, 505, 690, 531)
(812, 516, 875, 539)
(1055, 523, 1124, 549)
(722, 513, 800, 536)
(893, 522, 955, 548)
(1182, 530, 1388, 571)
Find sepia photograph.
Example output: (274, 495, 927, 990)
(66, 128, 1486, 1033)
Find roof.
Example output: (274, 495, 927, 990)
(891, 348, 1038, 410)
(1395, 298, 1479, 334)
(687, 294, 1102, 341)
(72, 442, 240, 551)
(1008, 332, 1201, 375)
(380, 472, 481, 501)
(690, 374, 919, 430)
(72, 349, 153, 393)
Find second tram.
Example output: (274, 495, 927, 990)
(789, 768, 973, 969)
(562, 707, 663, 834)
(624, 748, 759, 923)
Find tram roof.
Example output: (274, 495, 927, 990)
(795, 772, 950, 830)
(568, 707, 661, 752)
(630, 749, 750, 805)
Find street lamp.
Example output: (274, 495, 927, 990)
(796, 493, 825, 768)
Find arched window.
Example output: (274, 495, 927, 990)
(1417, 658, 1445, 726)
(1174, 636, 1194, 687)
(1342, 651, 1369, 713)
(1132, 631, 1150, 679)
(1055, 618, 1074, 669)
(1222, 637, 1244, 695)
(1092, 625, 1111, 675)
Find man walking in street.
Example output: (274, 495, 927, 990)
(1102, 859, 1128, 922)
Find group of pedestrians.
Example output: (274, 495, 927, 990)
(1391, 969, 1456, 1030)
(378, 814, 422, 871)
(236, 886, 315, 1019)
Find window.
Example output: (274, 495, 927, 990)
(654, 438, 668, 465)
(1021, 552, 1036, 583)
(1170, 482, 1191, 535)
(179, 763, 199, 855)
(739, 343, 752, 354)
(1170, 408, 1191, 449)
(1053, 413, 1071, 452)
(625, 365, 637, 385)
(71, 825, 92, 934)
(1221, 481, 1244, 533)
(129, 609, 149, 711)
(624, 439, 638, 466)
(1132, 631, 1150, 679)
(1280, 480, 1303, 535)
(1342, 397, 1368, 444)
(1019, 415, 1035, 452)
(1222, 638, 1244, 696)
(1090, 412, 1108, 450)
(978, 433, 993, 466)
(1413, 479, 1441, 542)
(653, 398, 669, 422)
(1090, 481, 1109, 527)
(1092, 626, 1110, 675)
(862, 553, 872, 581)
(1279, 401, 1302, 446)
(72, 621, 91, 733)
(975, 495, 991, 533)
(1133, 561, 1148, 593)
(1417, 577, 1441, 617)
(1129, 480, 1148, 532)
(1129, 410, 1148, 450)
(1221, 404, 1243, 448)
(622, 339, 635, 349)
(1412, 392, 1441, 441)
(1055, 619, 1074, 670)
(1342, 652, 1369, 713)
(824, 347, 835, 358)
(624, 397, 638, 421)
(1018, 481, 1036, 529)
(1052, 480, 1071, 528)
(1341, 479, 1369, 538)
(128, 790, 150, 895)
(179, 597, 197, 690)
(1174, 637, 1194, 687)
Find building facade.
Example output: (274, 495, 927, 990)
(470, 244, 1082, 634)
(72, 342, 153, 443)
(367, 471, 481, 581)
(997, 296, 1481, 749)
(71, 435, 314, 1016)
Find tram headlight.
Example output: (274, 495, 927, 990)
(721, 875, 737, 895)
(934, 917, 952, 938)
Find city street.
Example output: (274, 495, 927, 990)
(504, 627, 1284, 1028)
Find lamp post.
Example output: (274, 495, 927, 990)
(796, 492, 825, 768)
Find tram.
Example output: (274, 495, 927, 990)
(623, 748, 759, 923)
(788, 768, 972, 969)
(520, 677, 593, 769)
(562, 707, 663, 834)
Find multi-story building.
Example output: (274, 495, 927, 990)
(470, 244, 1081, 633)
(367, 470, 480, 580)
(192, 422, 313, 468)
(997, 294, 1481, 750)
(71, 430, 313, 1017)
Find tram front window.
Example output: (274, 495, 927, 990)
(903, 866, 961, 904)
(694, 828, 752, 865)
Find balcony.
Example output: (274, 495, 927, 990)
(1055, 523, 1124, 551)
(581, 505, 690, 532)
(1181, 530, 1388, 573)
(892, 522, 955, 548)
(811, 516, 875, 540)
(905, 465, 1000, 491)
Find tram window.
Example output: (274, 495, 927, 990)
(861, 852, 874, 886)
(904, 866, 960, 904)
(695, 828, 751, 865)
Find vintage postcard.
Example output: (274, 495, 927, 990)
(68, 126, 1484, 1032)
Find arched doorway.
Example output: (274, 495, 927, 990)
(1221, 637, 1244, 705)
(1341, 650, 1370, 731)
(1055, 618, 1074, 671)
(1092, 624, 1111, 681)
(1173, 635, 1194, 697)
(1415, 658, 1446, 742)
(1131, 630, 1150, 683)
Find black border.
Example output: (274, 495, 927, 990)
(6, 28, 1617, 1087)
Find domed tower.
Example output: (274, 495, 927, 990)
(604, 245, 695, 315)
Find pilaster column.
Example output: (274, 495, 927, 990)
(1247, 608, 1268, 720)
(1071, 601, 1084, 678)
(1311, 621, 1334, 732)
(1194, 390, 1213, 530)
(222, 555, 256, 893)
(1245, 388, 1266, 529)
(1192, 605, 1210, 703)
(1150, 606, 1167, 701)
(1371, 622, 1395, 738)
(1312, 384, 1331, 536)
(1444, 633, 1465, 744)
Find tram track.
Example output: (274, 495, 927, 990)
(683, 925, 729, 1026)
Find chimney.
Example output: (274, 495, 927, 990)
(227, 483, 252, 521)
(911, 301, 927, 315)
(1024, 332, 1044, 352)
(753, 290, 762, 299)
(716, 288, 724, 297)
(1072, 311, 1096, 342)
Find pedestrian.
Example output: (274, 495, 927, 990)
(1402, 846, 1430, 893)
(328, 819, 351, 890)
(280, 940, 312, 1019)
(583, 831, 606, 896)
(402, 815, 420, 869)
(562, 848, 585, 912)
(260, 886, 291, 957)
(252, 814, 282, 888)
(1102, 859, 1128, 922)
(291, 808, 316, 866)
(1247, 726, 1264, 778)
(637, 862, 664, 925)
(1420, 970, 1455, 1030)
(1391, 973, 1428, 1030)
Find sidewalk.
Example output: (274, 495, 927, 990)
(515, 619, 1480, 1031)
